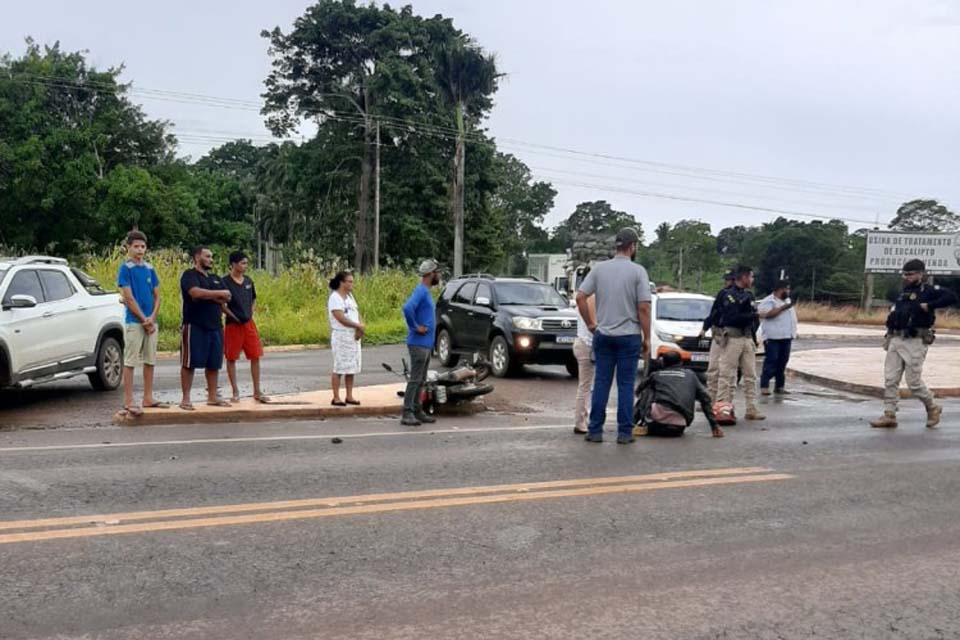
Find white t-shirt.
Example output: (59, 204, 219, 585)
(758, 294, 798, 340)
(328, 291, 360, 331)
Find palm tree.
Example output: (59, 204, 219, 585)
(435, 40, 500, 277)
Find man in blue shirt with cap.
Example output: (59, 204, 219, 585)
(401, 259, 441, 426)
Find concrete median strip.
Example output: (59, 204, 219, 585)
(0, 467, 792, 545)
(113, 382, 409, 426)
(788, 346, 960, 398)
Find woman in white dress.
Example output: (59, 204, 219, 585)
(327, 271, 364, 406)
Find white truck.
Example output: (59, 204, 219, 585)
(0, 256, 125, 391)
(527, 254, 569, 293)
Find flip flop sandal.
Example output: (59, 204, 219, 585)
(331, 400, 347, 407)
(254, 395, 272, 404)
(207, 399, 232, 407)
(123, 406, 144, 417)
(345, 399, 361, 406)
(230, 396, 241, 404)
(179, 403, 196, 411)
(143, 401, 171, 409)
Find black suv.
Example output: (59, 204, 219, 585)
(435, 275, 579, 378)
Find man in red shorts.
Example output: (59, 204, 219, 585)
(223, 251, 266, 402)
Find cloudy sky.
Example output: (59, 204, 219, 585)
(3, 0, 958, 235)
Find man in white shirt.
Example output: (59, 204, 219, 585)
(758, 279, 798, 396)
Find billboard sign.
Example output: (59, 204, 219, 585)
(865, 231, 960, 275)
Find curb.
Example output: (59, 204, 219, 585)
(787, 367, 960, 399)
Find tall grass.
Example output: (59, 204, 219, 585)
(796, 302, 960, 330)
(83, 249, 418, 351)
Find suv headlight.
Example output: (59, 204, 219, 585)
(656, 330, 685, 344)
(512, 317, 543, 331)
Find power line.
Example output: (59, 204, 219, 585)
(8, 73, 920, 203)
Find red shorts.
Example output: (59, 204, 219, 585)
(224, 321, 264, 361)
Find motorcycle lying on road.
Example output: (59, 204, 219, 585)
(382, 355, 494, 415)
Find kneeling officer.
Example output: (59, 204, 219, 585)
(634, 352, 724, 438)
(870, 259, 957, 429)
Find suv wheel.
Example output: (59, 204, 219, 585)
(565, 358, 579, 378)
(89, 336, 122, 391)
(489, 335, 515, 378)
(436, 328, 459, 367)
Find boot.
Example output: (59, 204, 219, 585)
(869, 411, 897, 429)
(400, 413, 421, 427)
(745, 408, 766, 421)
(926, 404, 942, 429)
(415, 410, 437, 424)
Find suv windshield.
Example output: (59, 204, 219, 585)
(657, 298, 713, 321)
(496, 282, 568, 307)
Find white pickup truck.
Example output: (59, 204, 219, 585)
(0, 256, 125, 391)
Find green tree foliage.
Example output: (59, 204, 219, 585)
(552, 200, 642, 250)
(0, 40, 175, 252)
(488, 153, 557, 274)
(889, 199, 960, 232)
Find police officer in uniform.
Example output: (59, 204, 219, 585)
(870, 259, 957, 429)
(715, 265, 765, 421)
(700, 271, 736, 400)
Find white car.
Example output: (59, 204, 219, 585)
(650, 292, 716, 371)
(0, 256, 125, 391)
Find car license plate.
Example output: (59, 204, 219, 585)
(690, 353, 710, 362)
(556, 336, 576, 344)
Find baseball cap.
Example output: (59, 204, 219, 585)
(902, 259, 925, 273)
(614, 227, 640, 249)
(418, 258, 440, 276)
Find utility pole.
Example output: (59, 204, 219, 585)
(373, 120, 381, 271)
(678, 245, 684, 290)
(862, 272, 875, 311)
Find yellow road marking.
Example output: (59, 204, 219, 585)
(0, 467, 772, 532)
(0, 473, 792, 545)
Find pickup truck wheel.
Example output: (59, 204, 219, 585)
(89, 336, 123, 391)
(489, 336, 515, 378)
(436, 329, 459, 367)
(565, 358, 579, 378)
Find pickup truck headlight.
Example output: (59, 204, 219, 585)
(512, 317, 542, 331)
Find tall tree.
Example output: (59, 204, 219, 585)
(434, 39, 500, 277)
(889, 199, 960, 232)
(552, 200, 642, 250)
(488, 153, 557, 273)
(261, 0, 463, 272)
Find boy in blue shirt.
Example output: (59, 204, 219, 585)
(117, 230, 166, 416)
(400, 259, 441, 426)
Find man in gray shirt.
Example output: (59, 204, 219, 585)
(576, 227, 652, 444)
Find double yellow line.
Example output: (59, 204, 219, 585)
(0, 467, 791, 545)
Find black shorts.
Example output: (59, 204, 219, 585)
(180, 324, 224, 371)
(647, 422, 685, 438)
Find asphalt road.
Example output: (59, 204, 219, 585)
(2, 342, 958, 638)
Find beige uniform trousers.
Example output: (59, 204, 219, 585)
(883, 336, 935, 414)
(573, 338, 595, 431)
(716, 336, 758, 412)
(705, 337, 724, 401)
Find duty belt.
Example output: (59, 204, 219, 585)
(724, 327, 749, 338)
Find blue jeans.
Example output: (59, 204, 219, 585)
(760, 338, 792, 390)
(588, 332, 642, 438)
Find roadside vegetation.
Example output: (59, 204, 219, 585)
(795, 301, 960, 330)
(83, 249, 415, 351)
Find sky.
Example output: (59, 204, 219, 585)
(3, 0, 959, 236)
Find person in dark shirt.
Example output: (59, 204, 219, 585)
(179, 246, 231, 410)
(634, 352, 724, 438)
(870, 259, 958, 429)
(223, 251, 266, 403)
(713, 265, 764, 421)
